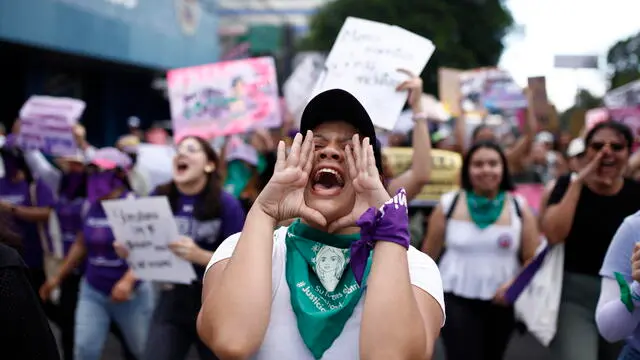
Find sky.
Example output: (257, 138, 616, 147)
(499, 0, 640, 111)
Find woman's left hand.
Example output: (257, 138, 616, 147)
(168, 236, 201, 263)
(327, 134, 390, 233)
(492, 281, 512, 307)
(396, 69, 424, 114)
(110, 278, 134, 303)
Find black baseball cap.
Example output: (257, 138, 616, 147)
(300, 89, 383, 174)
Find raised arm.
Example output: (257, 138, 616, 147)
(23, 150, 62, 196)
(387, 71, 432, 201)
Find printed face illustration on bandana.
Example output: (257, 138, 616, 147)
(313, 245, 347, 292)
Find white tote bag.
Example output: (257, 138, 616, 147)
(514, 244, 564, 346)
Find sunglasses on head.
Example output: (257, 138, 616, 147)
(588, 141, 626, 152)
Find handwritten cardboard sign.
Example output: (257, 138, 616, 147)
(313, 17, 435, 130)
(167, 57, 282, 142)
(18, 96, 86, 156)
(102, 197, 196, 284)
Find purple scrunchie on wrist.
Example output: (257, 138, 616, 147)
(351, 188, 411, 285)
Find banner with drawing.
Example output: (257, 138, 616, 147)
(167, 57, 282, 142)
(102, 197, 196, 284)
(313, 17, 435, 130)
(383, 148, 462, 207)
(18, 95, 85, 156)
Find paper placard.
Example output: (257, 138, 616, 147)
(313, 17, 435, 130)
(167, 57, 282, 142)
(102, 196, 197, 284)
(18, 96, 85, 156)
(283, 56, 325, 124)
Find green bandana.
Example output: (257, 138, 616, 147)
(466, 190, 506, 229)
(285, 219, 372, 359)
(223, 160, 252, 198)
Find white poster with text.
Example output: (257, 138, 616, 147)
(313, 17, 435, 130)
(102, 196, 197, 284)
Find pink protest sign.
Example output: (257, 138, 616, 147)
(167, 57, 282, 143)
(18, 96, 85, 156)
(513, 184, 545, 214)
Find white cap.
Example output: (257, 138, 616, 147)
(535, 131, 554, 144)
(566, 138, 586, 158)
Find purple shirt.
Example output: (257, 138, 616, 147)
(0, 178, 55, 268)
(56, 196, 85, 255)
(171, 190, 245, 279)
(82, 193, 131, 295)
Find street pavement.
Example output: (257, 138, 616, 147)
(52, 323, 551, 359)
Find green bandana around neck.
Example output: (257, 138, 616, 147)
(465, 190, 506, 229)
(285, 219, 372, 359)
(223, 160, 252, 198)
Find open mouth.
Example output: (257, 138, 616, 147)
(176, 160, 190, 174)
(598, 158, 617, 173)
(311, 167, 345, 196)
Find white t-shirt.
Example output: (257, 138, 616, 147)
(205, 226, 445, 360)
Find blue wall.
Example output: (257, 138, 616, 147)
(0, 0, 220, 69)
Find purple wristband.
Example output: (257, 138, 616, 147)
(351, 188, 410, 285)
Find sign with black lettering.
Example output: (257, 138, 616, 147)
(102, 196, 196, 284)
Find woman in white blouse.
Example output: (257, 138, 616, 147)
(422, 140, 540, 360)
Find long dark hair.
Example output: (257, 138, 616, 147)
(585, 120, 633, 150)
(154, 136, 222, 221)
(0, 147, 34, 184)
(461, 141, 515, 192)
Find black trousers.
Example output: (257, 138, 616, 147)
(441, 292, 515, 360)
(144, 284, 218, 360)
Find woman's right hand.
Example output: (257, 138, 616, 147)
(632, 243, 640, 283)
(39, 277, 60, 301)
(576, 151, 603, 183)
(254, 131, 327, 227)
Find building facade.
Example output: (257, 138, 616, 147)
(0, 0, 220, 146)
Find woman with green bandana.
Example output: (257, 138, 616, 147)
(596, 213, 640, 359)
(422, 140, 540, 360)
(198, 89, 445, 360)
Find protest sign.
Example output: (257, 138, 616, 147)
(136, 144, 175, 191)
(604, 79, 640, 108)
(383, 148, 462, 207)
(460, 68, 527, 112)
(283, 56, 325, 125)
(102, 197, 196, 284)
(313, 17, 435, 130)
(167, 57, 281, 142)
(438, 68, 464, 117)
(527, 77, 550, 124)
(18, 96, 86, 156)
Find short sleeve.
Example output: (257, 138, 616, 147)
(599, 214, 640, 281)
(407, 246, 446, 327)
(220, 192, 246, 240)
(205, 232, 241, 275)
(35, 180, 55, 208)
(547, 174, 571, 207)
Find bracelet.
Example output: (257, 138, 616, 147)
(350, 188, 410, 285)
(411, 113, 429, 122)
(615, 272, 640, 312)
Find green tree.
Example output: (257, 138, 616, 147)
(297, 0, 514, 95)
(607, 32, 640, 90)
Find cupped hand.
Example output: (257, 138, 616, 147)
(576, 151, 604, 184)
(632, 243, 640, 283)
(254, 131, 327, 227)
(396, 69, 424, 113)
(327, 134, 390, 233)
